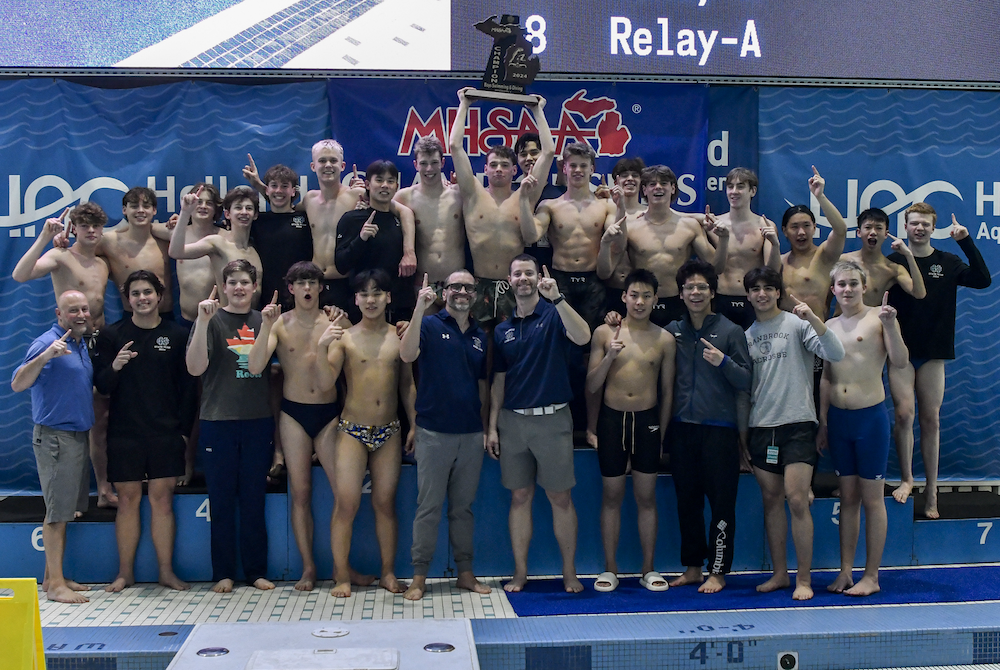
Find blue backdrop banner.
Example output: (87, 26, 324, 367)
(328, 79, 709, 212)
(758, 87, 1000, 481)
(0, 79, 330, 494)
(705, 85, 758, 216)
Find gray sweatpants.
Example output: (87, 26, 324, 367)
(411, 427, 484, 577)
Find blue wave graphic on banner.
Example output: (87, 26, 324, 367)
(0, 79, 330, 494)
(760, 87, 1000, 481)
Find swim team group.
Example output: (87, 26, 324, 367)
(11, 88, 990, 605)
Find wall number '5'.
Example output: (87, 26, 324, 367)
(979, 521, 993, 545)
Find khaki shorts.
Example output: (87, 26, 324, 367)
(497, 406, 575, 492)
(32, 424, 89, 524)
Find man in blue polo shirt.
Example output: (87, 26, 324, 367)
(400, 270, 492, 600)
(12, 290, 95, 603)
(488, 254, 592, 594)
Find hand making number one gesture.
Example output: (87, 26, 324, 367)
(700, 337, 725, 367)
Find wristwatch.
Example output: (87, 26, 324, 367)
(551, 294, 566, 306)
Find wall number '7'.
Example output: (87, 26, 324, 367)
(979, 521, 993, 545)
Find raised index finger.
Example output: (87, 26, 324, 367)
(59, 329, 72, 341)
(699, 337, 717, 350)
(58, 207, 70, 222)
(882, 291, 889, 307)
(422, 273, 429, 289)
(353, 164, 359, 180)
(542, 265, 551, 278)
(811, 165, 820, 177)
(788, 292, 802, 305)
(269, 290, 278, 305)
(122, 340, 134, 350)
(613, 324, 621, 340)
(247, 153, 257, 170)
(209, 286, 218, 301)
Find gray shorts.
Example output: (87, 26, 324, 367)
(32, 424, 89, 524)
(497, 406, 575, 492)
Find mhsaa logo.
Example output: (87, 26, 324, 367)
(398, 89, 632, 158)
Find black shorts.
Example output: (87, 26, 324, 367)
(748, 422, 818, 474)
(596, 405, 662, 477)
(107, 434, 186, 483)
(715, 294, 755, 331)
(550, 269, 607, 332)
(651, 295, 686, 327)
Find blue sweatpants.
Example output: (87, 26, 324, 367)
(200, 417, 274, 584)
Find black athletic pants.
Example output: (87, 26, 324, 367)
(668, 421, 740, 574)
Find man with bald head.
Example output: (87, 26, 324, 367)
(12, 290, 96, 603)
(400, 269, 491, 600)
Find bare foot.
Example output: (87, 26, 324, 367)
(756, 574, 790, 593)
(699, 574, 726, 594)
(294, 568, 316, 592)
(253, 578, 275, 590)
(330, 580, 352, 598)
(159, 572, 190, 591)
(350, 569, 377, 586)
(105, 575, 134, 593)
(456, 572, 491, 595)
(97, 484, 118, 509)
(563, 575, 584, 593)
(66, 580, 89, 592)
(844, 575, 880, 596)
(585, 430, 598, 449)
(832, 487, 840, 498)
(808, 488, 815, 505)
(792, 584, 814, 600)
(403, 575, 426, 601)
(924, 488, 940, 519)
(379, 574, 405, 594)
(504, 573, 529, 593)
(893, 481, 913, 504)
(74, 511, 84, 519)
(268, 454, 285, 478)
(669, 567, 703, 588)
(176, 463, 195, 487)
(212, 578, 234, 593)
(48, 583, 89, 603)
(826, 571, 854, 593)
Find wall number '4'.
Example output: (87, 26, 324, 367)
(197, 498, 211, 522)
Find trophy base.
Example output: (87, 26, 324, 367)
(465, 88, 537, 105)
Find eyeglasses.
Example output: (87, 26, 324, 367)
(682, 283, 711, 292)
(446, 283, 476, 294)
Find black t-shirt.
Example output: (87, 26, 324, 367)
(250, 211, 312, 307)
(888, 237, 991, 360)
(334, 208, 403, 278)
(93, 318, 197, 439)
(333, 208, 415, 318)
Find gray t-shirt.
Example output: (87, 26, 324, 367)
(194, 309, 272, 422)
(746, 311, 845, 428)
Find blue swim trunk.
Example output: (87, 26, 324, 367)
(827, 403, 890, 480)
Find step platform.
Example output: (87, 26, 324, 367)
(3, 452, 1000, 583)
